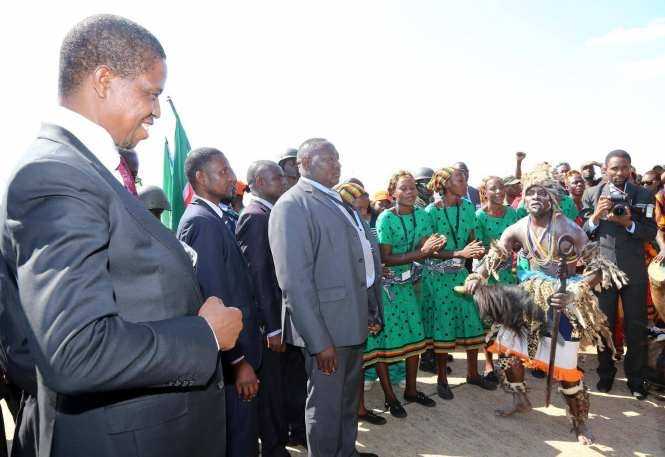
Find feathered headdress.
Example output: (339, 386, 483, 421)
(521, 163, 566, 212)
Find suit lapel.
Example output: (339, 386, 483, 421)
(37, 124, 199, 282)
(299, 181, 358, 231)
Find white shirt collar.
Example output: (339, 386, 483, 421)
(300, 176, 342, 201)
(249, 194, 274, 210)
(194, 195, 227, 221)
(46, 106, 122, 182)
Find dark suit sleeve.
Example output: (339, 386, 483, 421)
(365, 223, 384, 328)
(236, 212, 281, 334)
(582, 186, 598, 235)
(630, 188, 657, 242)
(178, 216, 245, 364)
(6, 162, 218, 395)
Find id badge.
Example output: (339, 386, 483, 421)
(401, 269, 412, 281)
(646, 204, 654, 219)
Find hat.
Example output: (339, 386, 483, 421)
(138, 185, 171, 211)
(412, 167, 435, 181)
(372, 190, 392, 202)
(503, 176, 521, 186)
(278, 148, 298, 167)
(333, 182, 366, 206)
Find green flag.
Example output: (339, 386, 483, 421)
(163, 97, 193, 231)
(161, 139, 173, 228)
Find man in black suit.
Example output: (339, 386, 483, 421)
(0, 15, 243, 457)
(277, 149, 307, 447)
(178, 148, 262, 457)
(236, 160, 290, 457)
(582, 149, 657, 399)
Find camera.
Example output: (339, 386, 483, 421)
(608, 184, 629, 216)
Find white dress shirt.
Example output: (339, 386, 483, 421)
(301, 177, 376, 288)
(46, 106, 122, 182)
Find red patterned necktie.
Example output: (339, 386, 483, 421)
(117, 155, 138, 197)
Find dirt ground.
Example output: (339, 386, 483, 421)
(3, 349, 664, 457)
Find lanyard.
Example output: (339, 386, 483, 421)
(396, 210, 418, 251)
(442, 203, 461, 248)
(321, 192, 361, 228)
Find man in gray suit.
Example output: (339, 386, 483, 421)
(583, 149, 657, 400)
(0, 15, 243, 457)
(269, 138, 382, 457)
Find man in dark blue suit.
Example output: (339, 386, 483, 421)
(178, 148, 262, 457)
(236, 161, 290, 457)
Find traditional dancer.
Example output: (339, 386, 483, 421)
(464, 164, 627, 445)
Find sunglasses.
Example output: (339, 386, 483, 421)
(643, 181, 657, 186)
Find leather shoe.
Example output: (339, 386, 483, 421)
(628, 381, 648, 400)
(384, 398, 407, 418)
(404, 390, 436, 407)
(467, 375, 498, 390)
(358, 452, 379, 457)
(358, 410, 387, 425)
(437, 382, 454, 400)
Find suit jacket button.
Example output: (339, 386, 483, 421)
(358, 258, 364, 263)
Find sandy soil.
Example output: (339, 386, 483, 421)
(3, 350, 664, 457)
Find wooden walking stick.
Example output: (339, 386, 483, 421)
(545, 234, 576, 407)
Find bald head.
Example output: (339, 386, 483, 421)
(297, 138, 341, 188)
(247, 160, 286, 203)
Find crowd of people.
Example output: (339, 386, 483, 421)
(1, 13, 664, 457)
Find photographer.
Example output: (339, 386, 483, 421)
(582, 149, 657, 399)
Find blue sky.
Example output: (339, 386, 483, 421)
(2, 1, 665, 192)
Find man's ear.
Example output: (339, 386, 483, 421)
(91, 65, 115, 99)
(195, 169, 206, 190)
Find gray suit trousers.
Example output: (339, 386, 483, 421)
(303, 345, 363, 457)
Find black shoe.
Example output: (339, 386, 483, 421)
(286, 435, 307, 448)
(384, 398, 407, 418)
(483, 371, 499, 384)
(358, 452, 379, 457)
(404, 390, 436, 407)
(467, 375, 498, 390)
(596, 376, 614, 393)
(530, 368, 546, 379)
(358, 410, 387, 425)
(628, 381, 648, 400)
(437, 382, 454, 400)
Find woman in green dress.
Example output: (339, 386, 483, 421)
(475, 176, 518, 382)
(365, 171, 446, 416)
(423, 167, 497, 400)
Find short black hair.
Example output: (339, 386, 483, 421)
(296, 138, 335, 164)
(185, 147, 225, 186)
(246, 160, 281, 186)
(605, 149, 632, 165)
(59, 14, 166, 97)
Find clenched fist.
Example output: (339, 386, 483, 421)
(198, 296, 243, 350)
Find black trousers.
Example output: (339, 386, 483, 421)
(225, 379, 259, 457)
(258, 345, 289, 457)
(283, 344, 306, 441)
(597, 283, 648, 384)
